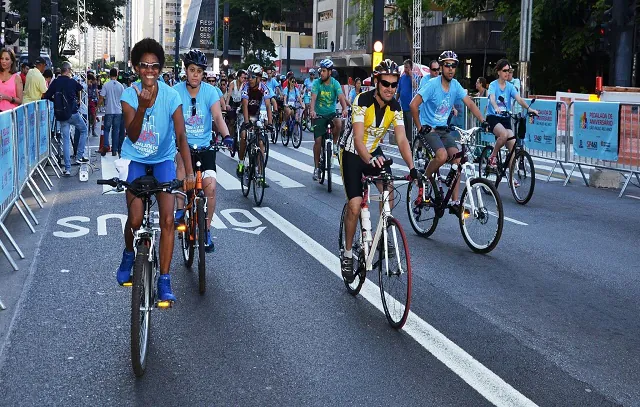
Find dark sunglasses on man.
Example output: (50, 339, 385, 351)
(378, 78, 398, 89)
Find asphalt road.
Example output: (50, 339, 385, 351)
(0, 133, 638, 406)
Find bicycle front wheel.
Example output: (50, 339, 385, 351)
(253, 149, 266, 206)
(459, 178, 504, 254)
(338, 203, 366, 295)
(196, 198, 206, 295)
(406, 177, 439, 237)
(262, 130, 270, 167)
(318, 143, 326, 184)
(378, 217, 412, 329)
(180, 206, 194, 267)
(281, 124, 289, 146)
(131, 242, 152, 377)
(292, 122, 302, 148)
(509, 149, 535, 205)
(326, 141, 332, 193)
(241, 152, 251, 197)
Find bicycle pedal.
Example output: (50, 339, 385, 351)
(156, 300, 174, 309)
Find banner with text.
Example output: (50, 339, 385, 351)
(523, 99, 557, 152)
(15, 106, 27, 187)
(0, 112, 14, 207)
(37, 101, 49, 162)
(573, 101, 619, 161)
(26, 102, 37, 170)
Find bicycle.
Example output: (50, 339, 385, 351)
(259, 110, 271, 167)
(313, 114, 336, 193)
(240, 121, 267, 206)
(281, 104, 303, 148)
(271, 102, 282, 144)
(177, 138, 230, 294)
(97, 175, 186, 377)
(407, 125, 504, 253)
(301, 101, 311, 131)
(338, 159, 412, 329)
(478, 98, 537, 205)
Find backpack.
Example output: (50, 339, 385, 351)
(53, 89, 73, 121)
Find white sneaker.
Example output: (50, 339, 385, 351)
(313, 168, 319, 181)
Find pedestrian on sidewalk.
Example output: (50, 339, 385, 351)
(397, 59, 416, 143)
(99, 68, 124, 156)
(43, 62, 89, 176)
(0, 48, 23, 111)
(23, 57, 47, 104)
(87, 73, 99, 137)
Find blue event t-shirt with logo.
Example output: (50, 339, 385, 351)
(266, 77, 279, 98)
(173, 81, 220, 147)
(417, 77, 466, 127)
(486, 80, 518, 117)
(397, 73, 413, 111)
(120, 80, 182, 164)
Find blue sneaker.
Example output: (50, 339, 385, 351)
(116, 250, 135, 285)
(157, 274, 177, 302)
(204, 229, 215, 253)
(174, 209, 185, 228)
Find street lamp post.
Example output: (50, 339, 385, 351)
(41, 17, 46, 50)
(482, 30, 502, 78)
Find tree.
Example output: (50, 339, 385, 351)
(10, 0, 126, 59)
(436, 0, 609, 94)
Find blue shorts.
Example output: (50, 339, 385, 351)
(126, 160, 176, 184)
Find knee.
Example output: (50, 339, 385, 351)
(434, 150, 448, 164)
(128, 215, 142, 231)
(347, 200, 361, 217)
(159, 214, 174, 231)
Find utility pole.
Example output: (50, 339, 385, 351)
(51, 0, 58, 66)
(518, 0, 533, 96)
(174, 0, 181, 77)
(612, 0, 634, 86)
(222, 0, 229, 73)
(28, 0, 41, 64)
(214, 0, 219, 58)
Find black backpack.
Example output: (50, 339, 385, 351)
(53, 89, 73, 121)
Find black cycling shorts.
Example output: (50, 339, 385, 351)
(340, 147, 390, 201)
(190, 149, 217, 174)
(486, 115, 512, 132)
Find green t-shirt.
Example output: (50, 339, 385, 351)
(311, 77, 343, 116)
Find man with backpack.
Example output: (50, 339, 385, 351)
(43, 62, 88, 176)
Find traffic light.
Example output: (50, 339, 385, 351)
(4, 13, 20, 46)
(223, 16, 229, 29)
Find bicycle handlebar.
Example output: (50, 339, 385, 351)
(97, 177, 184, 194)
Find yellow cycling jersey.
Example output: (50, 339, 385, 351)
(343, 89, 404, 155)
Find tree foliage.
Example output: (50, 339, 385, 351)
(437, 0, 610, 94)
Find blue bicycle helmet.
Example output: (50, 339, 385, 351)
(319, 59, 334, 69)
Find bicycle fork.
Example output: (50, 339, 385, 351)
(461, 162, 484, 219)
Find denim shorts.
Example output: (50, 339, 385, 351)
(126, 160, 176, 184)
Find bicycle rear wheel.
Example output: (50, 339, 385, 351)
(406, 177, 439, 237)
(378, 217, 412, 329)
(326, 140, 332, 192)
(253, 149, 266, 206)
(131, 242, 152, 377)
(261, 130, 270, 167)
(478, 146, 501, 188)
(196, 198, 206, 295)
(180, 205, 194, 267)
(292, 122, 302, 148)
(509, 149, 535, 205)
(338, 203, 366, 295)
(241, 152, 251, 197)
(459, 178, 504, 254)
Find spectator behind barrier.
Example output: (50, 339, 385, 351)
(23, 57, 48, 104)
(0, 48, 23, 111)
(43, 69, 53, 87)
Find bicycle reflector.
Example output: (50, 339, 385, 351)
(157, 300, 172, 309)
(122, 282, 133, 287)
(176, 224, 187, 232)
(463, 208, 471, 219)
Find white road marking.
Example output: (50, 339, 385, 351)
(625, 195, 640, 200)
(254, 207, 537, 407)
(294, 145, 410, 173)
(267, 150, 344, 186)
(100, 155, 123, 194)
(215, 166, 242, 190)
(265, 168, 304, 188)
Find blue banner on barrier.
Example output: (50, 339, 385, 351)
(38, 101, 48, 160)
(476, 97, 494, 143)
(27, 103, 37, 169)
(573, 101, 619, 161)
(523, 99, 557, 152)
(0, 112, 14, 205)
(15, 106, 27, 186)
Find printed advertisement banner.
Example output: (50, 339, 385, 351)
(0, 112, 14, 205)
(475, 97, 494, 143)
(38, 101, 49, 161)
(27, 102, 37, 169)
(15, 106, 27, 186)
(573, 101, 619, 161)
(523, 99, 557, 152)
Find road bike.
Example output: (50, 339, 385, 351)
(314, 114, 336, 193)
(407, 125, 504, 253)
(478, 98, 537, 205)
(280, 105, 303, 148)
(240, 121, 268, 206)
(271, 102, 283, 144)
(97, 175, 186, 377)
(338, 159, 412, 329)
(177, 138, 229, 294)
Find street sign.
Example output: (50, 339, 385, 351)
(62, 50, 76, 56)
(372, 51, 383, 70)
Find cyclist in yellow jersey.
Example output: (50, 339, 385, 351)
(339, 59, 419, 282)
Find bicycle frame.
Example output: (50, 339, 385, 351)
(133, 197, 159, 264)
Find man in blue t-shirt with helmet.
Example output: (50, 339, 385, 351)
(410, 50, 488, 214)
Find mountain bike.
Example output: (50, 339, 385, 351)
(478, 98, 537, 205)
(407, 125, 504, 253)
(240, 121, 267, 206)
(314, 114, 336, 192)
(97, 175, 186, 377)
(271, 103, 283, 144)
(301, 102, 311, 131)
(281, 105, 303, 148)
(338, 159, 412, 329)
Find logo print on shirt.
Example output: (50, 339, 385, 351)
(134, 115, 159, 157)
(185, 101, 205, 139)
(434, 94, 451, 123)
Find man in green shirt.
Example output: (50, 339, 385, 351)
(310, 58, 348, 180)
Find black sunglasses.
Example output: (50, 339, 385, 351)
(378, 79, 398, 89)
(442, 62, 458, 69)
(430, 67, 439, 72)
(138, 62, 161, 71)
(191, 97, 196, 116)
(501, 68, 514, 73)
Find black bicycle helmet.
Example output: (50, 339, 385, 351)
(373, 59, 400, 76)
(182, 49, 208, 69)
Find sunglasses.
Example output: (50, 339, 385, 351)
(501, 68, 514, 73)
(430, 67, 439, 72)
(191, 97, 196, 117)
(378, 79, 398, 89)
(248, 74, 257, 79)
(138, 62, 161, 71)
(442, 62, 458, 69)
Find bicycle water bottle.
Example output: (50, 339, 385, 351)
(445, 164, 458, 187)
(361, 207, 372, 243)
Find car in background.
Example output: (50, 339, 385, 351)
(18, 52, 53, 70)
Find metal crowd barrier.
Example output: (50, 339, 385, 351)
(462, 97, 640, 197)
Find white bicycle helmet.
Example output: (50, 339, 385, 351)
(247, 64, 263, 75)
(319, 59, 334, 69)
(438, 50, 459, 63)
(309, 68, 316, 75)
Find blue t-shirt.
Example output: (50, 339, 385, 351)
(397, 73, 413, 111)
(120, 81, 182, 164)
(487, 80, 518, 116)
(348, 88, 357, 105)
(283, 87, 300, 105)
(417, 77, 466, 127)
(266, 77, 279, 98)
(174, 82, 220, 147)
(303, 78, 313, 91)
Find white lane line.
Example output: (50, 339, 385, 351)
(268, 150, 343, 186)
(294, 145, 410, 173)
(254, 207, 537, 407)
(488, 211, 529, 226)
(265, 168, 304, 188)
(100, 155, 123, 194)
(215, 166, 242, 190)
(626, 195, 640, 200)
